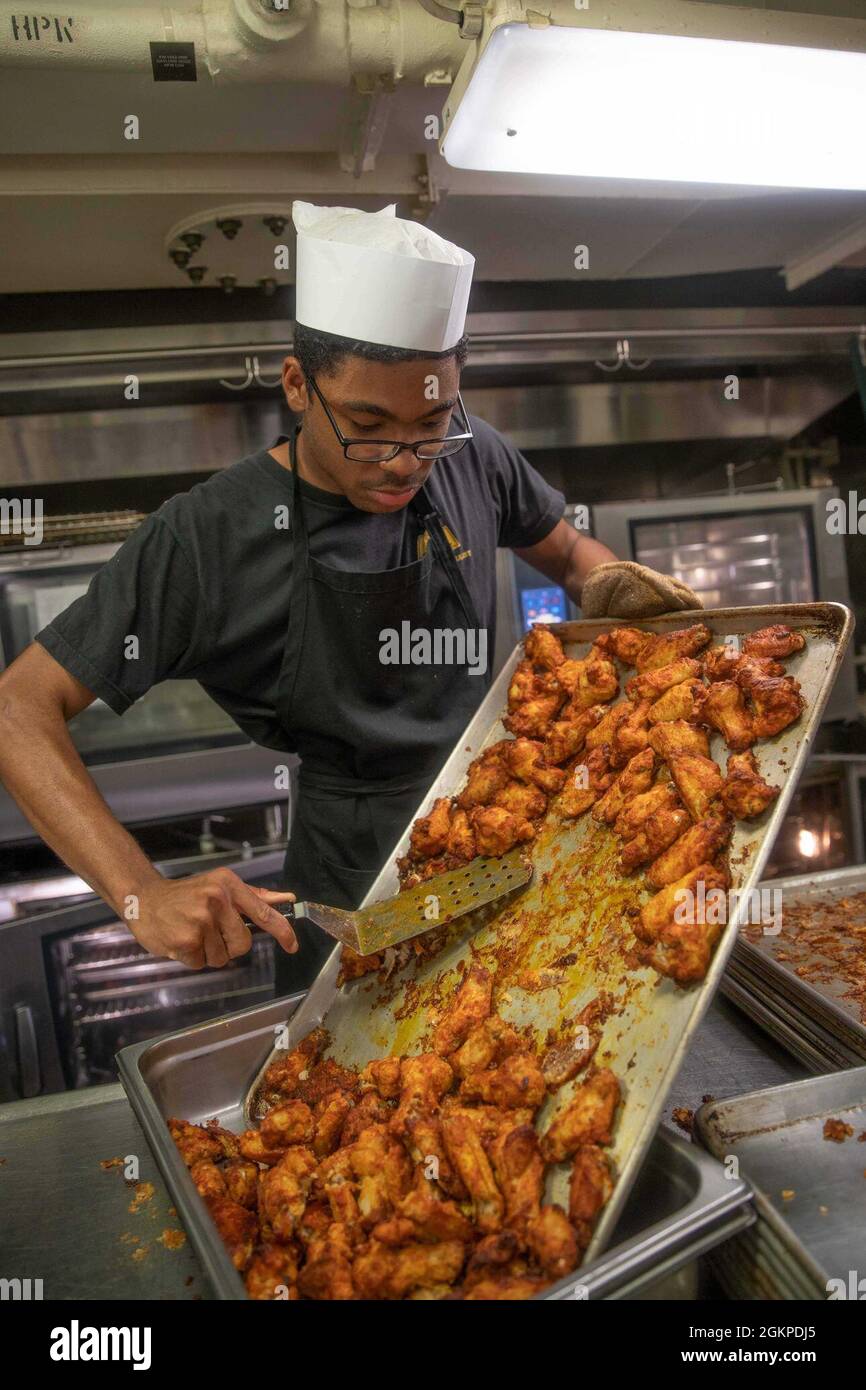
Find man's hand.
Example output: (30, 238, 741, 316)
(131, 868, 299, 969)
(580, 561, 703, 620)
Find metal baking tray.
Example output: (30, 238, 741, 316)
(723, 866, 866, 1068)
(117, 994, 754, 1301)
(695, 1067, 866, 1299)
(721, 972, 860, 1074)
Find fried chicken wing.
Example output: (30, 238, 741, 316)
(168, 1118, 223, 1168)
(463, 1274, 550, 1300)
(635, 623, 712, 672)
(647, 678, 706, 725)
(456, 744, 512, 810)
(206, 1195, 258, 1271)
(382, 1172, 475, 1245)
(353, 1238, 467, 1300)
(360, 1057, 402, 1100)
(224, 1159, 260, 1209)
(451, 1017, 523, 1079)
(492, 779, 548, 819)
(488, 1122, 545, 1232)
(703, 646, 785, 683)
(736, 671, 804, 739)
(648, 719, 710, 760)
(508, 659, 561, 707)
(700, 680, 756, 751)
(445, 807, 476, 861)
(586, 743, 616, 791)
(312, 1092, 354, 1159)
(613, 782, 680, 840)
(260, 1099, 315, 1151)
(258, 1027, 329, 1104)
(297, 1223, 356, 1300)
(584, 700, 631, 752)
(258, 1147, 318, 1243)
(719, 749, 780, 820)
(409, 796, 454, 860)
(637, 861, 728, 945)
(524, 625, 566, 670)
(592, 747, 656, 825)
(340, 1091, 395, 1148)
(503, 737, 567, 794)
(503, 688, 565, 738)
(469, 804, 536, 856)
(667, 753, 724, 821)
(441, 1113, 505, 1233)
(543, 705, 603, 765)
(190, 1157, 226, 1202)
(742, 624, 805, 661)
(556, 647, 619, 709)
(459, 1052, 547, 1111)
(540, 1068, 621, 1163)
(626, 657, 702, 701)
(433, 966, 493, 1055)
(593, 626, 651, 666)
(568, 1144, 613, 1246)
(609, 698, 654, 769)
(390, 1054, 455, 1135)
(637, 863, 729, 984)
(245, 1243, 300, 1300)
(525, 1205, 580, 1279)
(646, 815, 733, 889)
(619, 802, 691, 872)
(554, 771, 599, 819)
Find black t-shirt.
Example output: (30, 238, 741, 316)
(37, 413, 564, 752)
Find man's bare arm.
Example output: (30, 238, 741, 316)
(0, 643, 297, 967)
(516, 520, 616, 604)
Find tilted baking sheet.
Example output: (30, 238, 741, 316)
(695, 1067, 866, 1299)
(244, 602, 850, 1275)
(724, 865, 866, 1068)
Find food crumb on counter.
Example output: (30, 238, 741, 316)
(99, 1156, 125, 1170)
(119, 1232, 140, 1245)
(781, 1189, 795, 1201)
(823, 1117, 854, 1143)
(128, 1180, 155, 1213)
(819, 1205, 829, 1215)
(131, 1245, 149, 1262)
(671, 1107, 694, 1135)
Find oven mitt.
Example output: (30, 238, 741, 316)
(581, 561, 703, 620)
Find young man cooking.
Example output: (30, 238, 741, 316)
(0, 202, 699, 993)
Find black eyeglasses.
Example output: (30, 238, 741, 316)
(307, 377, 474, 463)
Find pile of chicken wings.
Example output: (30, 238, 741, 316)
(169, 964, 621, 1300)
(401, 620, 805, 987)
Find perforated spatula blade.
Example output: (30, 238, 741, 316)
(273, 847, 533, 957)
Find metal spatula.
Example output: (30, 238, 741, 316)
(264, 847, 533, 958)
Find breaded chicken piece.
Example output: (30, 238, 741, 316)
(223, 1159, 259, 1209)
(260, 1099, 315, 1151)
(456, 746, 512, 810)
(206, 1195, 258, 1271)
(543, 705, 603, 765)
(619, 802, 691, 873)
(638, 863, 729, 985)
(568, 1144, 614, 1244)
(701, 680, 755, 751)
(441, 1112, 505, 1233)
(258, 1027, 329, 1103)
(404, 1114, 467, 1201)
(719, 749, 780, 820)
(540, 1068, 621, 1163)
(469, 804, 535, 856)
(609, 698, 653, 768)
(635, 623, 712, 673)
(503, 687, 565, 738)
(525, 1205, 580, 1279)
(492, 779, 548, 820)
(409, 796, 454, 860)
(667, 753, 724, 821)
(258, 1147, 318, 1243)
(503, 737, 567, 795)
(245, 1243, 300, 1300)
(168, 1117, 223, 1168)
(554, 772, 598, 820)
(360, 1056, 402, 1100)
(463, 1274, 549, 1300)
(297, 1223, 356, 1300)
(237, 1128, 288, 1168)
(646, 815, 733, 889)
(613, 782, 680, 840)
(459, 1052, 547, 1111)
(626, 657, 702, 701)
(190, 1158, 226, 1202)
(593, 626, 651, 666)
(316, 1147, 362, 1227)
(446, 807, 476, 861)
(376, 1171, 475, 1245)
(524, 624, 566, 670)
(648, 719, 710, 760)
(339, 1091, 394, 1148)
(350, 1123, 413, 1215)
(586, 743, 616, 791)
(508, 659, 561, 708)
(648, 678, 706, 725)
(592, 747, 656, 825)
(312, 1092, 354, 1159)
(489, 1122, 545, 1232)
(433, 966, 493, 1055)
(742, 624, 805, 661)
(353, 1238, 467, 1300)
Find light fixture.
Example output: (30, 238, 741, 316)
(797, 827, 820, 859)
(440, 5, 866, 190)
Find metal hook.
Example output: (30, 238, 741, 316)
(251, 355, 284, 388)
(594, 337, 652, 372)
(219, 355, 254, 391)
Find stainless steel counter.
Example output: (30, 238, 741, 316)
(0, 994, 807, 1301)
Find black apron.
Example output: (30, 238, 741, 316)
(273, 425, 488, 992)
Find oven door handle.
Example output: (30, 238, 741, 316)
(14, 1003, 41, 1097)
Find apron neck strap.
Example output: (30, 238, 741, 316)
(411, 484, 480, 631)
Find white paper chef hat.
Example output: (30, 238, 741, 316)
(293, 201, 474, 353)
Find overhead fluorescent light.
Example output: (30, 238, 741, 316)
(440, 23, 866, 190)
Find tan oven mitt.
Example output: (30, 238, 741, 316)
(581, 561, 703, 620)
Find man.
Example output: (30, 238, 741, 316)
(0, 202, 698, 993)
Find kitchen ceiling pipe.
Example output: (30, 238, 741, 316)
(0, 0, 467, 83)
